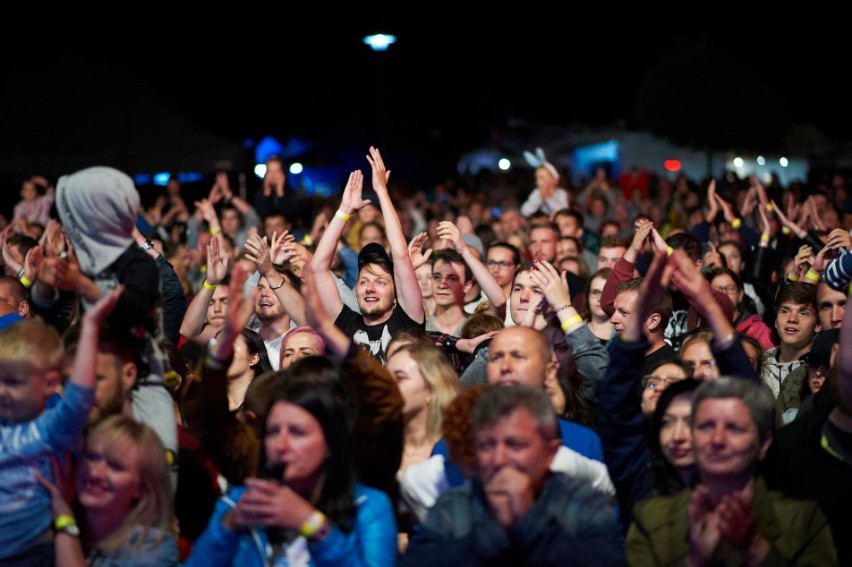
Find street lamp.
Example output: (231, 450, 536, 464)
(363, 34, 396, 144)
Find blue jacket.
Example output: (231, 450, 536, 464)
(184, 483, 398, 567)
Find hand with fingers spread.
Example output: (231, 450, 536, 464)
(408, 232, 433, 270)
(528, 260, 572, 319)
(243, 234, 275, 278)
(211, 264, 258, 363)
(268, 230, 296, 266)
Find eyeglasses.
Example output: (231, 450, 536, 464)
(643, 375, 683, 390)
(711, 285, 738, 294)
(486, 260, 515, 269)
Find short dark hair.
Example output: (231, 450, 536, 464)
(486, 241, 521, 265)
(432, 248, 473, 283)
(473, 384, 558, 442)
(775, 282, 818, 313)
(666, 232, 702, 263)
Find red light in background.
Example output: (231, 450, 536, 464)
(664, 160, 681, 172)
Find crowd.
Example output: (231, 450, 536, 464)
(0, 145, 850, 566)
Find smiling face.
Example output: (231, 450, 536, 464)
(255, 278, 285, 323)
(692, 397, 770, 482)
(356, 264, 396, 322)
(264, 401, 328, 494)
(658, 392, 695, 469)
(77, 438, 142, 515)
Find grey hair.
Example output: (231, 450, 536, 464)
(691, 376, 775, 442)
(473, 384, 559, 442)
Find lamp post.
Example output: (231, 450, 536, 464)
(363, 34, 396, 145)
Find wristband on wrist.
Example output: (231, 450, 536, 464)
(787, 273, 799, 282)
(555, 304, 572, 313)
(804, 269, 821, 282)
(54, 515, 80, 537)
(269, 277, 286, 291)
(210, 226, 222, 235)
(731, 217, 742, 230)
(666, 246, 674, 256)
(299, 510, 331, 540)
(782, 226, 792, 235)
(202, 279, 217, 291)
(760, 233, 770, 243)
(561, 314, 584, 332)
(335, 210, 351, 222)
(19, 275, 33, 288)
(765, 203, 774, 212)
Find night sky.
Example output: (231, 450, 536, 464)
(2, 14, 850, 190)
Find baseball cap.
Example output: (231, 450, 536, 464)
(358, 242, 393, 275)
(802, 328, 840, 367)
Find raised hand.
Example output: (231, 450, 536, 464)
(528, 260, 571, 316)
(339, 170, 369, 212)
(436, 221, 466, 253)
(408, 232, 432, 270)
(269, 230, 296, 266)
(827, 227, 852, 250)
(366, 146, 391, 194)
(243, 234, 275, 277)
(703, 241, 723, 271)
(205, 234, 230, 284)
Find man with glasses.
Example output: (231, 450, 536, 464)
(485, 242, 521, 325)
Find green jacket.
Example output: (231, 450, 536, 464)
(625, 478, 837, 566)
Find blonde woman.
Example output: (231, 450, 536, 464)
(386, 343, 462, 473)
(37, 415, 178, 566)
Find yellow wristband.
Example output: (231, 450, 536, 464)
(765, 203, 774, 212)
(335, 210, 351, 222)
(202, 279, 217, 291)
(210, 226, 222, 235)
(561, 314, 584, 332)
(760, 233, 770, 243)
(299, 510, 329, 539)
(666, 246, 674, 256)
(787, 273, 799, 282)
(782, 226, 792, 235)
(731, 218, 742, 230)
(54, 515, 76, 531)
(805, 269, 821, 282)
(19, 275, 33, 288)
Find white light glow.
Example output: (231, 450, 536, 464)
(756, 156, 765, 166)
(498, 158, 511, 171)
(779, 157, 789, 167)
(289, 162, 303, 175)
(254, 164, 267, 179)
(363, 34, 396, 51)
(733, 157, 744, 168)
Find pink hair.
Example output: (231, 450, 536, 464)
(280, 326, 326, 365)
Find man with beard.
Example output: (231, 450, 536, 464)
(309, 148, 424, 362)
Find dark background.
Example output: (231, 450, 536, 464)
(2, 14, 850, 212)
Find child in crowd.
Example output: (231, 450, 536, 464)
(0, 288, 121, 564)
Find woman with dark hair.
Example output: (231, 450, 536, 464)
(646, 378, 701, 496)
(186, 357, 398, 566)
